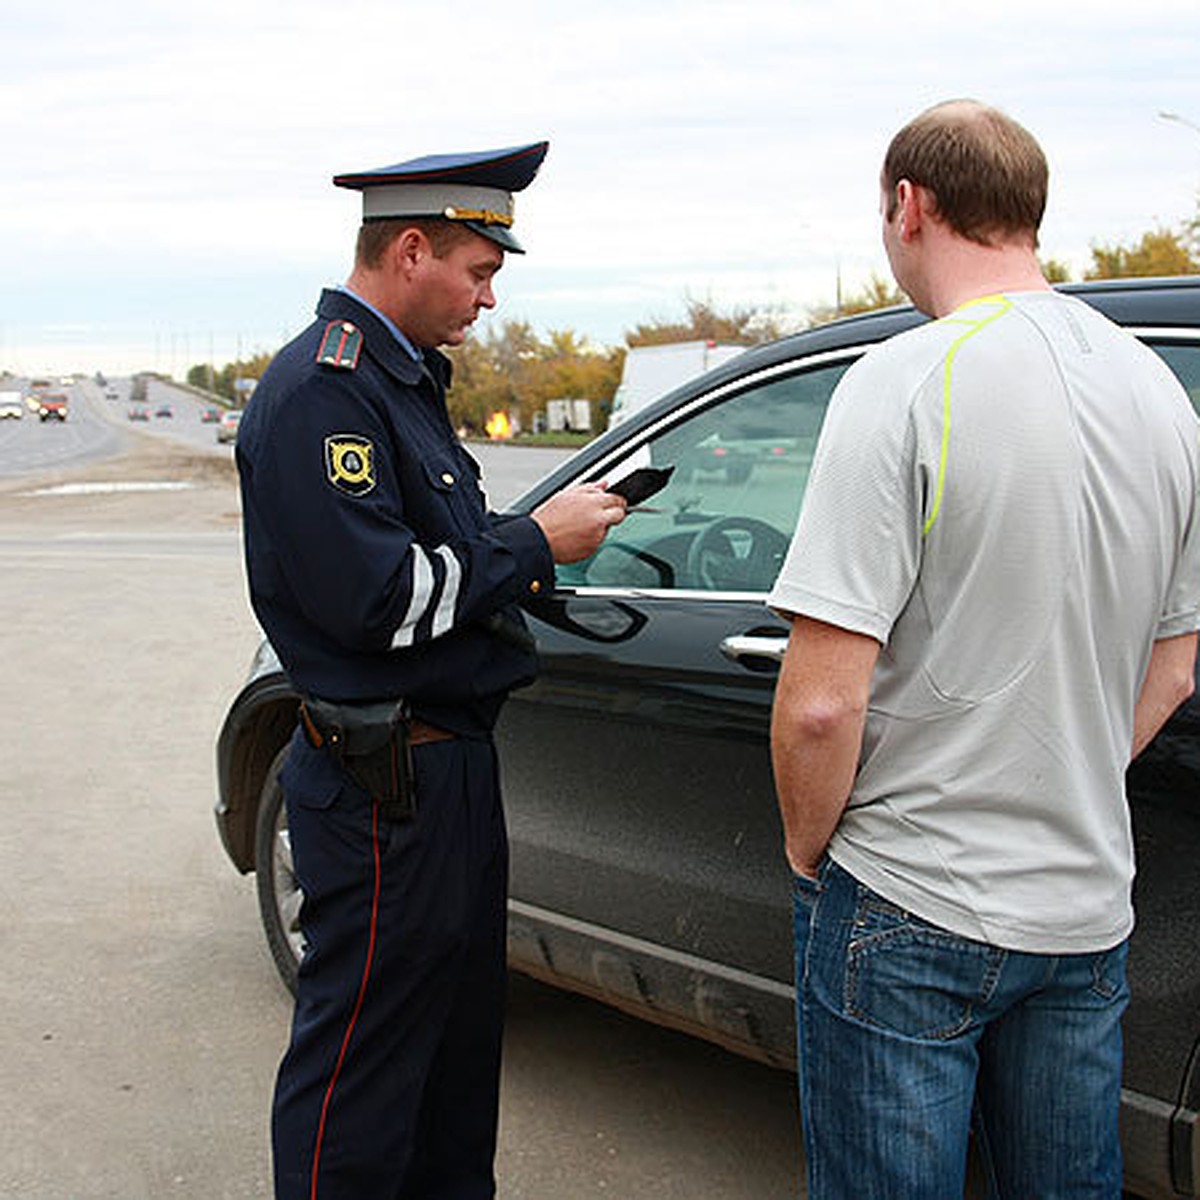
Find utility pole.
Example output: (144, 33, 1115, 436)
(1159, 110, 1200, 139)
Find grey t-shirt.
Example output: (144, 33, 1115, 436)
(769, 292, 1200, 952)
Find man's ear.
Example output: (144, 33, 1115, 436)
(895, 179, 923, 241)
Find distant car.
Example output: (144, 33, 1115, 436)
(217, 409, 242, 443)
(127, 405, 150, 422)
(200, 407, 222, 424)
(38, 394, 68, 422)
(155, 404, 173, 419)
(105, 389, 120, 401)
(217, 278, 1200, 1200)
(0, 394, 23, 420)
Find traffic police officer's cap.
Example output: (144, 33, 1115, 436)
(333, 141, 548, 254)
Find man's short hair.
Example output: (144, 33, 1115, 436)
(883, 100, 1048, 247)
(355, 217, 478, 268)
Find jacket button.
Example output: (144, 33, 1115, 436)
(441, 472, 455, 486)
(529, 580, 542, 595)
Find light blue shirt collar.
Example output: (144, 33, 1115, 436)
(336, 285, 421, 363)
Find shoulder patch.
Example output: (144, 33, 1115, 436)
(325, 435, 376, 496)
(316, 320, 363, 370)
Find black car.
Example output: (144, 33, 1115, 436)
(216, 277, 1200, 1199)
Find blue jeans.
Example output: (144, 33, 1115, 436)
(793, 858, 1129, 1200)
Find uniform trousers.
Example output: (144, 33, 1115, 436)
(273, 728, 508, 1200)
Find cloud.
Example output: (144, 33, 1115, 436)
(2, 0, 1198, 371)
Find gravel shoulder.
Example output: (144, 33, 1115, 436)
(0, 440, 242, 535)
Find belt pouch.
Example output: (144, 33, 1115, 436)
(303, 698, 416, 821)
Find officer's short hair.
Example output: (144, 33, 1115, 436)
(883, 100, 1048, 248)
(355, 218, 477, 268)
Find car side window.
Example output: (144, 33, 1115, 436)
(558, 361, 853, 593)
(1150, 341, 1200, 413)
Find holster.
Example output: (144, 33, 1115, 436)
(299, 697, 416, 822)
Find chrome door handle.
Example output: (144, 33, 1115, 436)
(719, 634, 788, 666)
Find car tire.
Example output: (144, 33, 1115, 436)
(254, 746, 303, 995)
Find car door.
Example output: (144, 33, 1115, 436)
(497, 349, 858, 1063)
(1120, 331, 1200, 1194)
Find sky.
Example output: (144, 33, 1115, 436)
(3, 0, 1199, 377)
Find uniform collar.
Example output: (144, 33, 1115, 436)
(333, 284, 421, 362)
(316, 288, 452, 389)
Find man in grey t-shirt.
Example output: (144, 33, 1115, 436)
(769, 100, 1200, 1199)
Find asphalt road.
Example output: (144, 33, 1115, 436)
(0, 434, 802, 1198)
(0, 375, 578, 508)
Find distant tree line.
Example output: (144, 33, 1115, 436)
(186, 352, 273, 403)
(184, 210, 1199, 433)
(815, 216, 1200, 321)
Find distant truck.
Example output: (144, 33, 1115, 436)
(0, 391, 24, 420)
(607, 340, 745, 429)
(546, 398, 592, 433)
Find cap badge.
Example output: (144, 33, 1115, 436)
(325, 435, 376, 497)
(443, 205, 514, 228)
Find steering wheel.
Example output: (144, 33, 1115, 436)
(684, 516, 790, 590)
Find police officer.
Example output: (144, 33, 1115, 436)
(236, 141, 626, 1200)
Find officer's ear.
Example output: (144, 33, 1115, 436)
(391, 226, 433, 279)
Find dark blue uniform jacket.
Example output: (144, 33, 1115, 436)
(237, 288, 555, 736)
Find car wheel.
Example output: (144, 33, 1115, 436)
(254, 746, 304, 994)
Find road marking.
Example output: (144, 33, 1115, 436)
(22, 481, 195, 496)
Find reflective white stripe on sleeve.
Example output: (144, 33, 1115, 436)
(430, 545, 462, 638)
(391, 545, 434, 649)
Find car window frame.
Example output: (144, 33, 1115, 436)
(1135, 328, 1200, 412)
(555, 343, 872, 603)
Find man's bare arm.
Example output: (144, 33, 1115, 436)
(770, 616, 880, 878)
(1132, 632, 1197, 760)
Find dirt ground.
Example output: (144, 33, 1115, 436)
(0, 441, 242, 534)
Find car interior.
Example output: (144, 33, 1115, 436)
(561, 361, 854, 595)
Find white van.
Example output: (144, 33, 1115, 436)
(607, 341, 744, 428)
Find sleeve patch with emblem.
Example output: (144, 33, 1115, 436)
(316, 321, 363, 370)
(325, 435, 376, 496)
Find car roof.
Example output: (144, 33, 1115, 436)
(515, 275, 1200, 508)
(658, 275, 1199, 406)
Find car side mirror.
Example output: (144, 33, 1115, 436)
(524, 595, 649, 644)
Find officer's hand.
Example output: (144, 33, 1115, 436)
(532, 484, 627, 564)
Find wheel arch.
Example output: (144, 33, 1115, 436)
(215, 676, 299, 872)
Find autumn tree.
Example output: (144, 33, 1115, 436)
(1085, 225, 1200, 279)
(444, 321, 622, 433)
(1040, 257, 1072, 283)
(625, 295, 786, 348)
(187, 350, 274, 402)
(807, 273, 907, 325)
